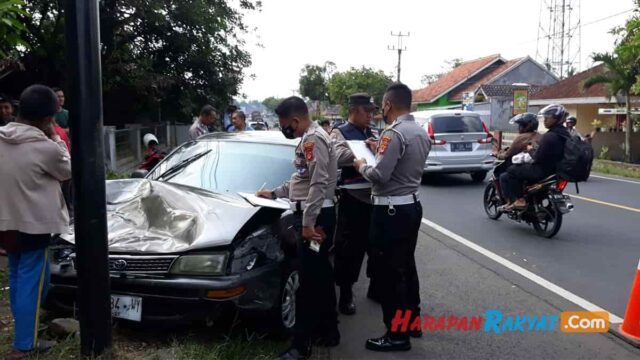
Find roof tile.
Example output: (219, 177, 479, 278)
(531, 65, 607, 99)
(412, 54, 502, 103)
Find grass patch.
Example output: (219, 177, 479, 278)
(0, 266, 7, 303)
(592, 159, 640, 179)
(0, 302, 287, 359)
(106, 170, 126, 180)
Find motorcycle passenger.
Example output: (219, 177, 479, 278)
(499, 104, 570, 210)
(492, 113, 542, 178)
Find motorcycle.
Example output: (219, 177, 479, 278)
(483, 160, 574, 238)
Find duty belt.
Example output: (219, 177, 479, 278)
(339, 183, 372, 190)
(291, 199, 335, 212)
(371, 193, 419, 216)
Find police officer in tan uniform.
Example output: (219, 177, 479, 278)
(257, 96, 338, 360)
(354, 83, 431, 352)
(331, 93, 380, 315)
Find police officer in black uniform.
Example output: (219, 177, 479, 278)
(330, 93, 379, 315)
(354, 83, 431, 352)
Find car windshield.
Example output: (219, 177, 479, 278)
(431, 116, 483, 133)
(148, 140, 294, 194)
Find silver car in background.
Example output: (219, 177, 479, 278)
(412, 110, 495, 182)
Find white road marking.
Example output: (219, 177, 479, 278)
(420, 218, 624, 324)
(590, 174, 640, 185)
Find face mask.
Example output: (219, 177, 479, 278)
(281, 120, 297, 139)
(381, 104, 389, 124)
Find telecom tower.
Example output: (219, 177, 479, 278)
(536, 0, 582, 79)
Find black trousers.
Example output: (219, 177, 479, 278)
(370, 201, 422, 340)
(500, 164, 548, 200)
(334, 191, 372, 288)
(293, 207, 338, 348)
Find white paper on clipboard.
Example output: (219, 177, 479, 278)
(347, 140, 377, 166)
(237, 192, 291, 210)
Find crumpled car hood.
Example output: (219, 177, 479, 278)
(61, 179, 260, 253)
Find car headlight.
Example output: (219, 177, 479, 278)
(170, 253, 228, 275)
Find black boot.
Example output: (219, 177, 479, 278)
(365, 333, 411, 352)
(338, 285, 356, 315)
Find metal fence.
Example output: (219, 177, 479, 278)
(104, 123, 191, 174)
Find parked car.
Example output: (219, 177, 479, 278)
(412, 110, 495, 182)
(249, 121, 269, 131)
(47, 132, 303, 330)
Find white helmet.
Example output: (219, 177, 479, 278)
(143, 133, 159, 147)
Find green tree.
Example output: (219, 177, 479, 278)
(299, 62, 334, 101)
(262, 96, 283, 112)
(11, 0, 260, 126)
(327, 67, 393, 118)
(445, 58, 464, 69)
(0, 0, 30, 59)
(584, 7, 640, 162)
(420, 58, 463, 87)
(299, 61, 335, 117)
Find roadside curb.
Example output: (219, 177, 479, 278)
(610, 326, 640, 349)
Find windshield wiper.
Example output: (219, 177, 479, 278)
(156, 149, 212, 180)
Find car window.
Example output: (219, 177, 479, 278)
(414, 117, 429, 126)
(148, 140, 294, 194)
(431, 116, 483, 133)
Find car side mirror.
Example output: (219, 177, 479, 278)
(130, 169, 148, 179)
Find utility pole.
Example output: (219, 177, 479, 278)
(388, 31, 409, 82)
(63, 0, 112, 357)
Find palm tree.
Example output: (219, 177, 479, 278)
(584, 52, 639, 162)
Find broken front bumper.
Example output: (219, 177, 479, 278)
(47, 262, 282, 322)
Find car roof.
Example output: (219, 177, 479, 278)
(411, 110, 480, 118)
(197, 130, 298, 146)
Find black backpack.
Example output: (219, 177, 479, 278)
(557, 134, 594, 183)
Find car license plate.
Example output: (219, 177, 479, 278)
(111, 295, 142, 322)
(451, 142, 472, 152)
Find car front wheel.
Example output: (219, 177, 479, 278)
(272, 264, 299, 333)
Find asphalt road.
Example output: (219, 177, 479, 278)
(332, 225, 640, 359)
(417, 171, 640, 318)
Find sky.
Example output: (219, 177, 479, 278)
(238, 0, 636, 101)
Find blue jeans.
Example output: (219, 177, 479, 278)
(8, 247, 51, 351)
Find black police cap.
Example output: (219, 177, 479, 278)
(348, 93, 376, 108)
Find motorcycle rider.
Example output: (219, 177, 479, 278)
(565, 116, 585, 140)
(493, 112, 542, 178)
(139, 134, 166, 171)
(499, 104, 570, 211)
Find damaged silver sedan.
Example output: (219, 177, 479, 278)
(47, 132, 303, 330)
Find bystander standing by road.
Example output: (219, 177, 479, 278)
(0, 94, 15, 126)
(318, 119, 331, 134)
(0, 85, 72, 360)
(189, 105, 219, 140)
(52, 88, 69, 131)
(231, 110, 254, 132)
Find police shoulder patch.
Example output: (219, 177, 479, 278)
(378, 134, 392, 155)
(303, 141, 315, 161)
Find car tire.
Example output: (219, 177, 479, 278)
(271, 260, 299, 334)
(471, 171, 487, 183)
